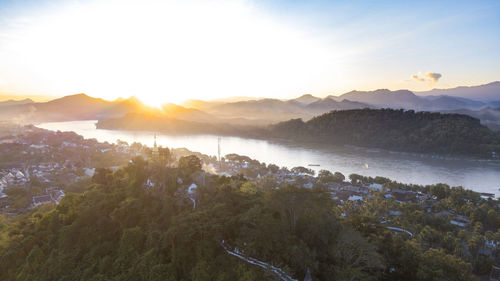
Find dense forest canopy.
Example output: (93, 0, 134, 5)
(0, 157, 379, 281)
(270, 108, 500, 157)
(0, 154, 493, 281)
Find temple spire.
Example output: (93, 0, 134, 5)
(152, 133, 159, 158)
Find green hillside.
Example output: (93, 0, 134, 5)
(271, 108, 500, 157)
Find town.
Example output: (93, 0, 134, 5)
(0, 124, 138, 213)
(1, 123, 500, 279)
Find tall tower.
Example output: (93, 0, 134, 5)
(218, 137, 221, 169)
(152, 133, 159, 159)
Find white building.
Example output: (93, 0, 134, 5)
(348, 195, 363, 202)
(368, 183, 383, 191)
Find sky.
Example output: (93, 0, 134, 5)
(0, 0, 499, 105)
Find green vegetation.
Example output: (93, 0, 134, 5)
(271, 108, 500, 157)
(98, 108, 500, 158)
(1, 155, 494, 281)
(0, 157, 379, 281)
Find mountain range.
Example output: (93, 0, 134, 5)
(0, 81, 499, 129)
(328, 89, 490, 110)
(328, 82, 500, 110)
(417, 81, 500, 102)
(0, 94, 159, 124)
(0, 98, 34, 107)
(180, 82, 500, 127)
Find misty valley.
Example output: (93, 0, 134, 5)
(1, 1, 500, 279)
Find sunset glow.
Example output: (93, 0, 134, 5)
(0, 0, 499, 104)
(1, 1, 500, 279)
(0, 0, 337, 105)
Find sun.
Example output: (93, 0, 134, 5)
(0, 0, 338, 104)
(139, 94, 186, 108)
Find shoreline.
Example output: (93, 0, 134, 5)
(95, 122, 500, 163)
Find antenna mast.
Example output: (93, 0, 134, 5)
(218, 137, 221, 169)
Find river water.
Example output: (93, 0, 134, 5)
(37, 120, 500, 196)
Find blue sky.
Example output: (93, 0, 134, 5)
(0, 0, 499, 103)
(259, 0, 500, 82)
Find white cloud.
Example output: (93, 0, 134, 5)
(411, 72, 442, 84)
(411, 74, 425, 82)
(424, 72, 442, 83)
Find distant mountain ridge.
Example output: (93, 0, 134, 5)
(198, 97, 372, 123)
(184, 85, 500, 127)
(180, 82, 500, 126)
(1, 81, 499, 128)
(96, 112, 256, 136)
(335, 89, 428, 109)
(0, 98, 34, 107)
(290, 94, 321, 105)
(417, 81, 500, 102)
(330, 88, 496, 110)
(306, 98, 372, 111)
(0, 94, 158, 123)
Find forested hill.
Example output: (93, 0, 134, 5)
(270, 108, 500, 157)
(0, 156, 484, 281)
(97, 109, 500, 157)
(0, 157, 384, 281)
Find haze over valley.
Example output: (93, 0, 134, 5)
(2, 81, 500, 129)
(1, 0, 500, 280)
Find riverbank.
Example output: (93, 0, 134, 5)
(37, 120, 500, 196)
(95, 109, 500, 160)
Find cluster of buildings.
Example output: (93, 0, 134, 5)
(32, 188, 65, 207)
(0, 168, 29, 197)
(0, 125, 144, 214)
(219, 160, 251, 175)
(208, 155, 479, 234)
(0, 127, 490, 263)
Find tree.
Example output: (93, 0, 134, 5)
(349, 174, 363, 184)
(3, 186, 30, 209)
(291, 166, 315, 176)
(416, 248, 473, 281)
(126, 156, 148, 188)
(429, 184, 450, 200)
(486, 209, 500, 229)
(92, 168, 113, 186)
(317, 170, 345, 187)
(418, 226, 441, 248)
(178, 155, 202, 178)
(333, 172, 345, 183)
(159, 147, 173, 165)
(240, 182, 259, 194)
(267, 164, 279, 174)
(318, 169, 333, 178)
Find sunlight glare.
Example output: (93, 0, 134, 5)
(1, 0, 337, 104)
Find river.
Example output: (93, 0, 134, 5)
(37, 120, 500, 196)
